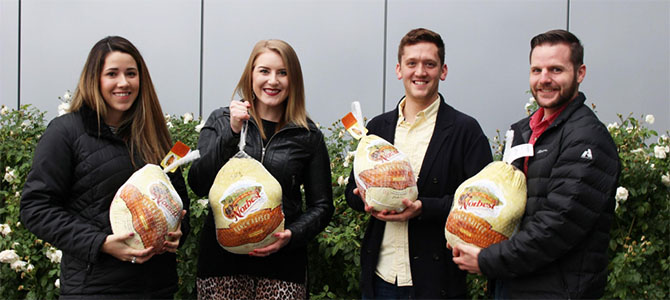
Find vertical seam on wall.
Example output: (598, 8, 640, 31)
(382, 0, 388, 112)
(17, 0, 21, 109)
(566, 0, 571, 31)
(198, 0, 204, 117)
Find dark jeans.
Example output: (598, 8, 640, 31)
(363, 275, 414, 300)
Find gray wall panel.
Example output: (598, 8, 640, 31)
(386, 0, 567, 141)
(1, 0, 19, 110)
(20, 0, 200, 121)
(571, 0, 669, 135)
(202, 0, 385, 128)
(4, 0, 668, 142)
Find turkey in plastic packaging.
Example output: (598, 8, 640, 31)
(110, 144, 199, 250)
(445, 130, 532, 248)
(208, 121, 285, 255)
(342, 102, 418, 212)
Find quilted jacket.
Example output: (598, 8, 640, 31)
(21, 105, 190, 298)
(479, 93, 620, 299)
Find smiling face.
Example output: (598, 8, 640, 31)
(396, 42, 447, 105)
(529, 43, 586, 116)
(252, 50, 289, 121)
(99, 51, 139, 126)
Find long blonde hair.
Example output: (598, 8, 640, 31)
(232, 39, 309, 139)
(69, 36, 171, 166)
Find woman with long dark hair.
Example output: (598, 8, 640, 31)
(20, 36, 189, 299)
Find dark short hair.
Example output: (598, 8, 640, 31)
(398, 28, 445, 65)
(530, 29, 584, 67)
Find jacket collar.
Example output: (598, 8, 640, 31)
(79, 105, 124, 142)
(512, 92, 587, 142)
(546, 92, 587, 130)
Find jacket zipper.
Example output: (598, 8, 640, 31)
(248, 120, 297, 164)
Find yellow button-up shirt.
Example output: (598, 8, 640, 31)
(375, 96, 439, 286)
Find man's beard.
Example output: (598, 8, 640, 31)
(532, 75, 579, 110)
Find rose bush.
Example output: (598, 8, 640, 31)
(1, 95, 668, 299)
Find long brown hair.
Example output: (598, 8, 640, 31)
(232, 39, 309, 139)
(69, 36, 171, 165)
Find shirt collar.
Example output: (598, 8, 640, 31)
(529, 100, 570, 131)
(397, 95, 440, 123)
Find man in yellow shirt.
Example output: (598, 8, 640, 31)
(345, 28, 492, 299)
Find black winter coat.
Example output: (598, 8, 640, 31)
(478, 93, 620, 299)
(345, 95, 492, 299)
(20, 105, 190, 299)
(188, 107, 333, 284)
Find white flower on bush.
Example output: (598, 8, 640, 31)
(4, 166, 16, 182)
(654, 146, 667, 159)
(662, 173, 670, 187)
(21, 120, 30, 131)
(0, 224, 11, 236)
(337, 175, 346, 186)
(645, 114, 655, 125)
(58, 101, 71, 116)
(55, 279, 60, 289)
(0, 249, 20, 263)
(0, 105, 8, 115)
(26, 263, 34, 272)
(615, 186, 629, 202)
(607, 122, 619, 131)
(61, 90, 72, 102)
(195, 119, 206, 132)
(166, 121, 174, 129)
(46, 247, 62, 264)
(164, 114, 171, 120)
(197, 199, 209, 207)
(659, 135, 668, 144)
(183, 112, 194, 124)
(346, 151, 355, 162)
(630, 148, 645, 154)
(10, 260, 27, 272)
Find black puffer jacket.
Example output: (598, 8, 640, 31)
(188, 106, 333, 284)
(20, 105, 190, 299)
(478, 93, 620, 299)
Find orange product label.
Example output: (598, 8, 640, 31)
(160, 141, 191, 172)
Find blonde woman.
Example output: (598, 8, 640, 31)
(21, 36, 189, 299)
(189, 39, 333, 299)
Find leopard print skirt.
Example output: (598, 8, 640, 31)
(196, 275, 306, 300)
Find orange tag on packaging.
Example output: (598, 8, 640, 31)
(161, 141, 190, 172)
(342, 112, 367, 140)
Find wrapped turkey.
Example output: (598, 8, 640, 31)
(110, 164, 183, 250)
(353, 134, 418, 212)
(445, 161, 526, 248)
(209, 151, 285, 254)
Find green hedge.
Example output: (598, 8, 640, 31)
(0, 103, 668, 299)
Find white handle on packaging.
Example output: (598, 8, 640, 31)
(502, 130, 534, 164)
(351, 101, 366, 134)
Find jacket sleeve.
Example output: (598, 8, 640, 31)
(285, 131, 334, 248)
(167, 168, 190, 247)
(20, 119, 108, 264)
(479, 123, 619, 279)
(188, 108, 240, 197)
(419, 124, 493, 222)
